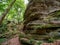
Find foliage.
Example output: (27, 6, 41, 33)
(0, 23, 8, 34)
(0, 38, 7, 43)
(0, 0, 27, 24)
(0, 0, 28, 38)
(6, 0, 26, 22)
(48, 38, 54, 43)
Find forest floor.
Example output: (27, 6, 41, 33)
(1, 36, 21, 45)
(0, 22, 23, 45)
(1, 37, 60, 45)
(0, 22, 60, 45)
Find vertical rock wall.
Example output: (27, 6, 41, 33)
(23, 0, 60, 39)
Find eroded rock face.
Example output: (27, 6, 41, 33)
(23, 0, 60, 39)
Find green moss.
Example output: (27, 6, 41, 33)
(36, 41, 42, 45)
(0, 38, 6, 43)
(48, 38, 54, 43)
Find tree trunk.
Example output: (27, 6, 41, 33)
(0, 0, 16, 24)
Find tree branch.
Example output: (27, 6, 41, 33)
(0, 0, 16, 24)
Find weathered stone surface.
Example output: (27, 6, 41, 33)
(22, 0, 60, 44)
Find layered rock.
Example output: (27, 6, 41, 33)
(22, 0, 60, 42)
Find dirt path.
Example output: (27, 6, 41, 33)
(1, 37, 22, 45)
